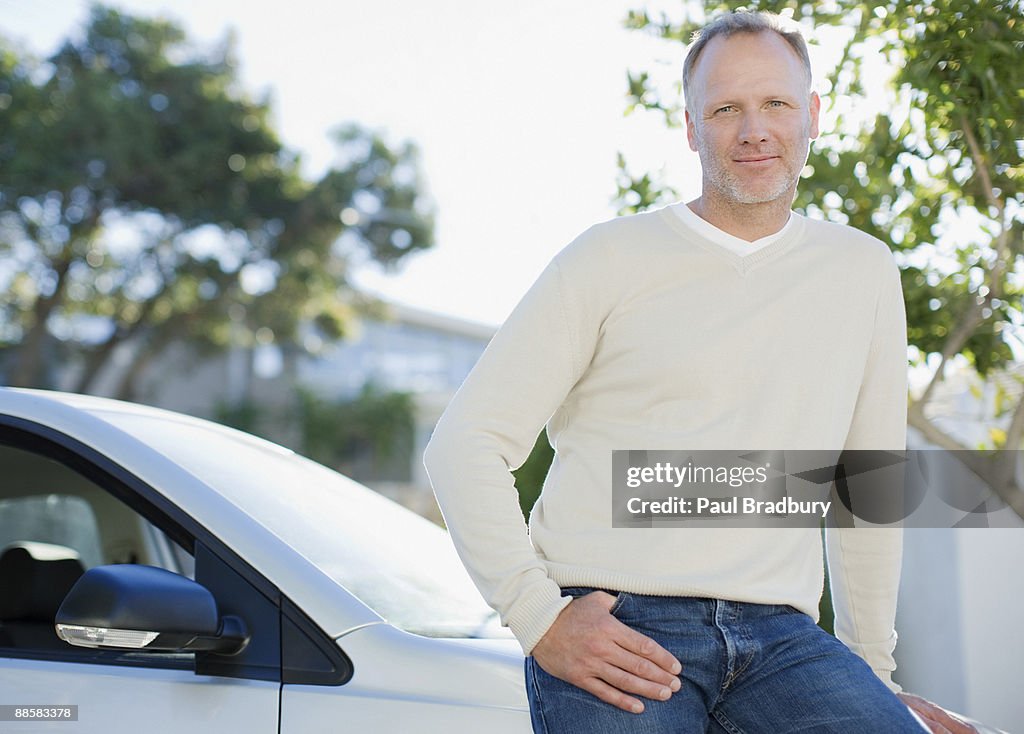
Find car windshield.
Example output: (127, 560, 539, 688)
(93, 408, 510, 640)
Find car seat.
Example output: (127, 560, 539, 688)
(0, 541, 86, 650)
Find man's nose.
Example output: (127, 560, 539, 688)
(738, 111, 769, 144)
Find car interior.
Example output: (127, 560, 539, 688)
(0, 443, 192, 654)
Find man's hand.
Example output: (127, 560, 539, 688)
(897, 692, 980, 734)
(530, 590, 682, 714)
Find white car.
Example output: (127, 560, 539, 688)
(0, 388, 531, 733)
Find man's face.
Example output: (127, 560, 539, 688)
(685, 31, 821, 207)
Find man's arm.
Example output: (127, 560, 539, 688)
(825, 244, 908, 692)
(822, 245, 977, 733)
(423, 240, 595, 653)
(423, 230, 681, 713)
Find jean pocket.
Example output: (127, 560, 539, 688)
(559, 587, 630, 618)
(559, 586, 598, 599)
(608, 591, 631, 619)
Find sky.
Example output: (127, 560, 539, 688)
(1, 0, 706, 327)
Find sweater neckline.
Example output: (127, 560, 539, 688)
(657, 205, 806, 276)
(669, 201, 794, 256)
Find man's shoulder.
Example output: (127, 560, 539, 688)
(557, 207, 671, 266)
(798, 214, 897, 267)
(586, 206, 670, 238)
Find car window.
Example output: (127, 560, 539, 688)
(0, 443, 195, 662)
(0, 495, 104, 569)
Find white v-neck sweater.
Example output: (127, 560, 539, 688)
(423, 205, 909, 692)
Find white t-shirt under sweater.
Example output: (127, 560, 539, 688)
(423, 204, 910, 693)
(668, 200, 793, 256)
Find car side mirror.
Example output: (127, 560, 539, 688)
(54, 564, 249, 655)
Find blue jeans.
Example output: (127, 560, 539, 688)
(525, 587, 926, 733)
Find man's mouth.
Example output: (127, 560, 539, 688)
(733, 155, 779, 163)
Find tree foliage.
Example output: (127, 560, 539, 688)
(512, 429, 555, 521)
(214, 383, 416, 481)
(296, 383, 416, 478)
(0, 5, 434, 397)
(616, 0, 1024, 513)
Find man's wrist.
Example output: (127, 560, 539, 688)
(507, 582, 573, 655)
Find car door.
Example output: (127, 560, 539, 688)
(0, 421, 281, 734)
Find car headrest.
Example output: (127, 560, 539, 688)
(0, 542, 86, 621)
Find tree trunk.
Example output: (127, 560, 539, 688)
(71, 332, 127, 395)
(8, 256, 73, 388)
(73, 293, 162, 394)
(113, 327, 177, 402)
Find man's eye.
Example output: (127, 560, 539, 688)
(767, 100, 786, 108)
(716, 106, 735, 113)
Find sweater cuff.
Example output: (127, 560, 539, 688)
(504, 580, 573, 655)
(875, 669, 903, 694)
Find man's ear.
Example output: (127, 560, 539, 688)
(685, 109, 699, 152)
(809, 91, 821, 140)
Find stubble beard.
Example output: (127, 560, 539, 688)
(697, 136, 810, 207)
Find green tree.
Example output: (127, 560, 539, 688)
(617, 0, 1024, 515)
(214, 383, 416, 481)
(0, 5, 433, 398)
(512, 429, 556, 520)
(295, 384, 416, 480)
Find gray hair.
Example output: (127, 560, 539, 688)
(683, 10, 812, 114)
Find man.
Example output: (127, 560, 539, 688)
(424, 10, 975, 733)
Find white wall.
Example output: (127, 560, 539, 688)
(957, 530, 1024, 730)
(896, 528, 1024, 732)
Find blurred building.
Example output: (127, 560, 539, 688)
(294, 303, 495, 518)
(55, 300, 495, 521)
